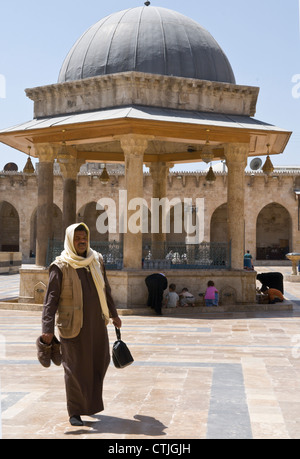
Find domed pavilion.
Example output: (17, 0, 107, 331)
(0, 3, 292, 309)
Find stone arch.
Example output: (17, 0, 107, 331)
(210, 203, 228, 243)
(52, 204, 63, 240)
(256, 202, 291, 260)
(141, 201, 188, 246)
(77, 201, 108, 242)
(166, 202, 186, 243)
(117, 202, 151, 246)
(30, 204, 63, 257)
(0, 201, 20, 251)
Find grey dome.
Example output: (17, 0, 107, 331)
(58, 6, 236, 84)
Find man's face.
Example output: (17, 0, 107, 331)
(73, 230, 88, 256)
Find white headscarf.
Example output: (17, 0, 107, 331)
(54, 222, 110, 325)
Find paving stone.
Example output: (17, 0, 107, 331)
(0, 266, 300, 439)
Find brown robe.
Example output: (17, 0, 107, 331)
(42, 260, 118, 417)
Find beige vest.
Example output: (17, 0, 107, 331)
(54, 255, 106, 339)
(54, 261, 84, 339)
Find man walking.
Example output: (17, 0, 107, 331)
(38, 222, 121, 426)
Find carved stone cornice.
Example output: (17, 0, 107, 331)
(25, 71, 259, 118)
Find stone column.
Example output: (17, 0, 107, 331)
(35, 144, 56, 267)
(224, 143, 248, 270)
(59, 157, 84, 232)
(149, 162, 170, 258)
(120, 134, 149, 269)
(19, 208, 32, 261)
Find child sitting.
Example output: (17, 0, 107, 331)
(164, 284, 179, 308)
(179, 288, 195, 307)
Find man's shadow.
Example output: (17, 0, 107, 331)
(65, 414, 167, 437)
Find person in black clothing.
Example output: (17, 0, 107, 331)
(145, 273, 168, 315)
(257, 272, 284, 294)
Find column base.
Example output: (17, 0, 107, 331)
(19, 265, 49, 304)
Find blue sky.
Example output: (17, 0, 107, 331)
(0, 0, 299, 171)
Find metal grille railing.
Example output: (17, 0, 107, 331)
(46, 240, 231, 270)
(142, 241, 231, 270)
(46, 240, 123, 270)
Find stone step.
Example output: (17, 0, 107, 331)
(0, 301, 293, 314)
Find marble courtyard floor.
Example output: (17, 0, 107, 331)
(0, 266, 300, 439)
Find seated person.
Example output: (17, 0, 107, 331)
(164, 284, 179, 308)
(260, 285, 284, 304)
(179, 288, 195, 307)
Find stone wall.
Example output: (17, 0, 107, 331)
(0, 168, 299, 262)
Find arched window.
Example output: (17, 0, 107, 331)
(210, 203, 228, 243)
(0, 201, 19, 251)
(77, 202, 109, 242)
(256, 203, 291, 260)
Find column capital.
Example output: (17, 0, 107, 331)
(34, 143, 57, 162)
(224, 143, 249, 166)
(118, 134, 152, 157)
(149, 161, 170, 177)
(59, 157, 85, 180)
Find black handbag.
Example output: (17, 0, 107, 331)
(112, 327, 134, 368)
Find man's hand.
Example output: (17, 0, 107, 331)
(112, 316, 122, 329)
(42, 333, 54, 345)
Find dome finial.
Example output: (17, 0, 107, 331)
(144, 1, 150, 6)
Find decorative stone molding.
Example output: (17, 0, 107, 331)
(25, 71, 259, 118)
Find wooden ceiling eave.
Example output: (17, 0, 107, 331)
(0, 117, 292, 159)
(1, 116, 251, 141)
(24, 119, 252, 144)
